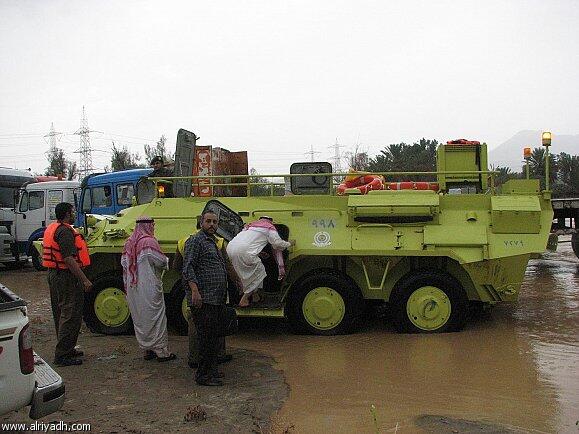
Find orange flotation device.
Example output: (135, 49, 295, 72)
(42, 222, 91, 269)
(337, 172, 385, 195)
(388, 182, 439, 191)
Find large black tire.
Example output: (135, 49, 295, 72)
(31, 248, 46, 271)
(2, 261, 23, 270)
(83, 276, 134, 335)
(572, 232, 579, 259)
(390, 270, 468, 333)
(166, 283, 188, 335)
(286, 270, 363, 335)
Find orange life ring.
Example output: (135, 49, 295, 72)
(337, 174, 385, 195)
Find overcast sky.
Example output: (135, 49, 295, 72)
(0, 0, 577, 174)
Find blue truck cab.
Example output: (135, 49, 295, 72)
(76, 168, 153, 227)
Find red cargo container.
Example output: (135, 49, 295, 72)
(192, 146, 248, 197)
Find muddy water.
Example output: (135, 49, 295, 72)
(233, 236, 579, 433)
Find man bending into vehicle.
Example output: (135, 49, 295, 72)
(226, 216, 293, 307)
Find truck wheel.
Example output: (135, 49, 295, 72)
(391, 270, 468, 333)
(2, 261, 23, 270)
(166, 284, 189, 335)
(572, 232, 579, 259)
(286, 270, 363, 335)
(83, 276, 133, 335)
(31, 249, 46, 271)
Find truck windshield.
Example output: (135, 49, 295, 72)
(0, 173, 34, 208)
(0, 187, 15, 208)
(92, 186, 112, 208)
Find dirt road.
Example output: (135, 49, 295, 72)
(0, 268, 289, 433)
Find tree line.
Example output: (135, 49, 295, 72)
(45, 135, 173, 179)
(346, 139, 579, 198)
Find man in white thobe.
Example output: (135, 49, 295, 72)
(226, 216, 293, 307)
(121, 216, 175, 361)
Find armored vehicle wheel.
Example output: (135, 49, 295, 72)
(31, 249, 46, 271)
(286, 270, 363, 335)
(167, 284, 189, 335)
(84, 276, 133, 335)
(572, 232, 579, 259)
(391, 270, 468, 333)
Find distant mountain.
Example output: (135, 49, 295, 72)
(489, 130, 579, 170)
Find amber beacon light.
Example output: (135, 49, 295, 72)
(542, 131, 552, 147)
(524, 147, 532, 179)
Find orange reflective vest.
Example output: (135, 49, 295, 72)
(42, 222, 91, 269)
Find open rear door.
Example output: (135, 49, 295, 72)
(173, 129, 198, 197)
(135, 177, 155, 205)
(202, 200, 244, 242)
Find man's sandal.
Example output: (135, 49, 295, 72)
(157, 353, 177, 362)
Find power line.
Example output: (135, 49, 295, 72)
(0, 143, 44, 148)
(73, 106, 101, 180)
(0, 133, 44, 138)
(304, 145, 321, 162)
(106, 132, 158, 142)
(328, 137, 345, 173)
(0, 153, 47, 158)
(44, 122, 62, 151)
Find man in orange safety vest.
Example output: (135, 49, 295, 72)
(42, 202, 93, 366)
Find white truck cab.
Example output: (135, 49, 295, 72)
(0, 168, 34, 266)
(13, 181, 80, 269)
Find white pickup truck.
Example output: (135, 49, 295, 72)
(0, 283, 65, 419)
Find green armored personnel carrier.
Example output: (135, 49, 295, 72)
(77, 134, 553, 335)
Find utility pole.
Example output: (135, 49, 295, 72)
(304, 145, 320, 162)
(44, 122, 62, 151)
(328, 137, 344, 174)
(74, 106, 95, 179)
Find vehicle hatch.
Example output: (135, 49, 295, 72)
(202, 200, 244, 242)
(136, 178, 156, 205)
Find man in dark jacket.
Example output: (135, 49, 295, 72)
(182, 211, 229, 386)
(173, 219, 241, 370)
(150, 156, 174, 197)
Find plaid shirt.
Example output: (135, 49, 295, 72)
(182, 230, 227, 306)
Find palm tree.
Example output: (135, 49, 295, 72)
(553, 152, 579, 197)
(368, 139, 438, 181)
(491, 165, 519, 187)
(528, 147, 557, 189)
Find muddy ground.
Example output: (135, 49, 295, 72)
(0, 267, 289, 433)
(1, 239, 578, 433)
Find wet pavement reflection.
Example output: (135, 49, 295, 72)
(232, 236, 579, 433)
